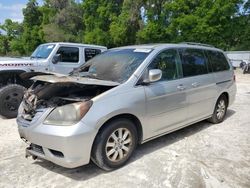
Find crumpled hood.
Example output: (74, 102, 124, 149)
(31, 73, 120, 86)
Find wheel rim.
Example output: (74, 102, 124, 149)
(4, 92, 22, 112)
(105, 128, 132, 162)
(216, 100, 226, 120)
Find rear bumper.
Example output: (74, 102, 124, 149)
(17, 115, 98, 168)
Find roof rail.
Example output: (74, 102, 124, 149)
(180, 42, 214, 48)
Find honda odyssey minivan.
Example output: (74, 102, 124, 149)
(17, 43, 236, 171)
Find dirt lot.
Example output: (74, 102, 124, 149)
(0, 70, 249, 188)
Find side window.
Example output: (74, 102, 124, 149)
(85, 48, 101, 62)
(207, 50, 230, 72)
(56, 47, 79, 63)
(148, 49, 180, 81)
(179, 48, 208, 77)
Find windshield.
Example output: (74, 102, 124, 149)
(31, 44, 55, 59)
(74, 48, 151, 83)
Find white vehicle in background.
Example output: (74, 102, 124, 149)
(226, 51, 250, 68)
(0, 42, 107, 118)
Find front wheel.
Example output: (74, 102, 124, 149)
(91, 119, 138, 171)
(208, 95, 228, 124)
(0, 84, 26, 118)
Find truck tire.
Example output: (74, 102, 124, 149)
(0, 84, 26, 118)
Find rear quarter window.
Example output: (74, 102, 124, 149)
(207, 50, 230, 72)
(85, 48, 102, 62)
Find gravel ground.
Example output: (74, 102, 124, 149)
(0, 70, 249, 188)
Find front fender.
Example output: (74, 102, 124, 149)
(81, 86, 147, 137)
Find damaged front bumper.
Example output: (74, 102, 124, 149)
(17, 112, 98, 168)
(16, 72, 118, 168)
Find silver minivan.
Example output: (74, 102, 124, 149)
(17, 43, 236, 171)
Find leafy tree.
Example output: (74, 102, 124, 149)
(136, 0, 171, 43)
(110, 0, 143, 46)
(0, 19, 23, 55)
(82, 0, 123, 47)
(0, 0, 250, 56)
(21, 0, 43, 55)
(0, 35, 9, 55)
(42, 0, 83, 42)
(230, 0, 250, 50)
(167, 0, 247, 49)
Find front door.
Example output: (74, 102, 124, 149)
(144, 49, 189, 136)
(49, 46, 82, 74)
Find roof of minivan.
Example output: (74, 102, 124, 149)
(114, 43, 223, 52)
(42, 42, 107, 49)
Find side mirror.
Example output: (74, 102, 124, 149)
(143, 69, 162, 84)
(52, 54, 61, 64)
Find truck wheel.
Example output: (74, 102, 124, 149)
(91, 119, 138, 171)
(0, 84, 26, 118)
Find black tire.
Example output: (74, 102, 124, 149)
(208, 95, 228, 124)
(91, 118, 138, 171)
(243, 67, 247, 74)
(0, 84, 26, 118)
(240, 62, 246, 69)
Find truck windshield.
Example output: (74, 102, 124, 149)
(30, 44, 55, 59)
(73, 48, 151, 83)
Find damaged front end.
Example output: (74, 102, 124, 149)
(19, 74, 119, 124)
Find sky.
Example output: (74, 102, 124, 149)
(0, 0, 27, 24)
(0, 0, 42, 24)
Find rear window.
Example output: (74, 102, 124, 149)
(207, 50, 230, 72)
(179, 48, 208, 77)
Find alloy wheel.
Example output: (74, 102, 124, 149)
(216, 100, 226, 120)
(105, 128, 132, 162)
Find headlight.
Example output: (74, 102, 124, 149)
(44, 101, 93, 126)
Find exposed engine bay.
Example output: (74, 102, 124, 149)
(21, 80, 115, 121)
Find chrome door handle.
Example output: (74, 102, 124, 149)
(177, 84, 186, 91)
(191, 82, 199, 87)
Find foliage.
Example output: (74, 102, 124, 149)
(0, 0, 249, 56)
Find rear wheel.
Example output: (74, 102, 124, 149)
(0, 84, 26, 118)
(91, 119, 138, 171)
(208, 95, 228, 124)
